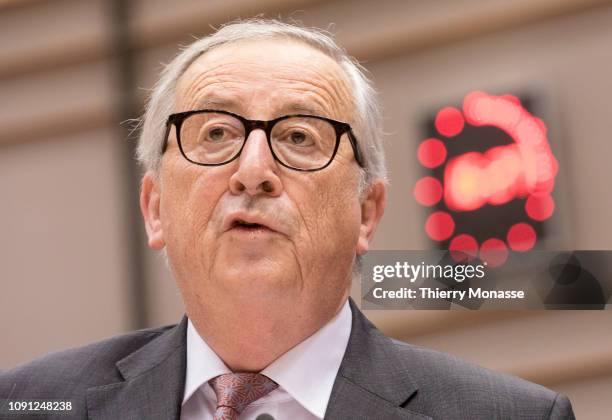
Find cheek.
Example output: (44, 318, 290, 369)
(298, 181, 361, 295)
(160, 161, 229, 252)
(297, 169, 362, 254)
(326, 186, 362, 244)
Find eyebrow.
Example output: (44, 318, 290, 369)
(193, 96, 328, 118)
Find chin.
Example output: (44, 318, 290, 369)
(218, 234, 291, 259)
(212, 261, 299, 298)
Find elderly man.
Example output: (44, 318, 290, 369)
(1, 19, 574, 420)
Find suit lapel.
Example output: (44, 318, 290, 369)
(86, 317, 188, 420)
(84, 302, 430, 419)
(325, 299, 431, 420)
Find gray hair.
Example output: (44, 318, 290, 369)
(136, 18, 387, 189)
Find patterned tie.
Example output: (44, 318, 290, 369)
(209, 373, 278, 420)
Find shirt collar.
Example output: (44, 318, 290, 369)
(182, 319, 231, 405)
(182, 299, 352, 418)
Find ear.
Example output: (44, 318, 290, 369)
(140, 171, 165, 250)
(356, 180, 387, 255)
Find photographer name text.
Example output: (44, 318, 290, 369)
(372, 287, 525, 300)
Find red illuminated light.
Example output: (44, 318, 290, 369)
(425, 211, 455, 241)
(462, 91, 557, 199)
(449, 234, 478, 262)
(445, 92, 557, 211)
(435, 107, 465, 137)
(479, 238, 508, 267)
(525, 194, 555, 221)
(444, 152, 487, 211)
(414, 177, 443, 206)
(507, 223, 536, 251)
(417, 138, 447, 168)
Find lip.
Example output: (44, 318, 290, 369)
(222, 211, 284, 235)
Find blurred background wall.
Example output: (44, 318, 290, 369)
(1, 0, 611, 418)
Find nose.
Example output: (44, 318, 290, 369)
(229, 129, 283, 197)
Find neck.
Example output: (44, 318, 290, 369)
(188, 296, 348, 372)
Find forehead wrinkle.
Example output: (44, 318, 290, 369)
(282, 61, 354, 107)
(262, 61, 354, 121)
(277, 86, 337, 118)
(178, 69, 231, 111)
(180, 75, 345, 121)
(177, 47, 355, 121)
(177, 61, 247, 109)
(181, 81, 247, 112)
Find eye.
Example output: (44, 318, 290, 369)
(289, 130, 307, 145)
(280, 129, 315, 147)
(207, 127, 227, 142)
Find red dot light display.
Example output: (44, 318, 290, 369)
(415, 91, 559, 265)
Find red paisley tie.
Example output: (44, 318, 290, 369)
(209, 373, 279, 420)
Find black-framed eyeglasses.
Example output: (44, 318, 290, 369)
(162, 109, 364, 171)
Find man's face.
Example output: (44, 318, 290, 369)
(141, 38, 385, 327)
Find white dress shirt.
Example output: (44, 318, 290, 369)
(180, 300, 352, 420)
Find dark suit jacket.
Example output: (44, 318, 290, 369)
(1, 299, 574, 419)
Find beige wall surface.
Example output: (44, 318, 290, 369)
(0, 129, 131, 364)
(1, 0, 612, 418)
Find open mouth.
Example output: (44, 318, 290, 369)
(231, 219, 270, 231)
(223, 211, 283, 236)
